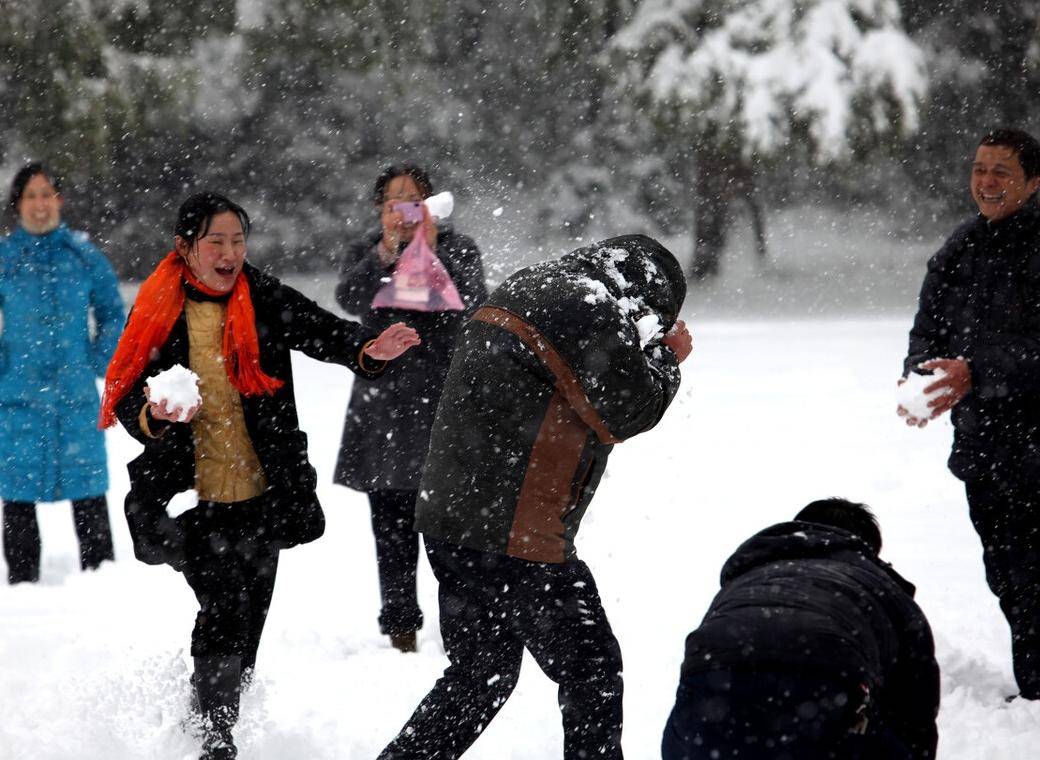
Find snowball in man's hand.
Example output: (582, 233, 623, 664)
(147, 364, 201, 422)
(897, 368, 948, 419)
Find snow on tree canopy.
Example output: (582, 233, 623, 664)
(617, 0, 928, 161)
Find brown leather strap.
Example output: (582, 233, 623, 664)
(473, 305, 622, 444)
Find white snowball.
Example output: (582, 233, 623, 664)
(424, 191, 454, 219)
(146, 364, 201, 422)
(896, 368, 948, 420)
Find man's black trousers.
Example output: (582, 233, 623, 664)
(179, 499, 279, 673)
(2, 496, 114, 583)
(965, 475, 1040, 698)
(367, 489, 423, 635)
(378, 539, 624, 760)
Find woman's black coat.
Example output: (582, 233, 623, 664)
(116, 264, 382, 566)
(332, 226, 487, 491)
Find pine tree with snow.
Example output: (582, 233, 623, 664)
(617, 0, 928, 278)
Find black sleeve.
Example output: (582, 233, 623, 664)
(904, 246, 954, 377)
(266, 276, 385, 379)
(568, 304, 683, 442)
(335, 236, 388, 316)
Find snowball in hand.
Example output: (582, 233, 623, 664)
(897, 369, 948, 419)
(424, 191, 454, 219)
(146, 364, 201, 422)
(634, 313, 663, 348)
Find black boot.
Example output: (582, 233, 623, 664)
(3, 501, 40, 584)
(193, 656, 242, 760)
(72, 496, 115, 571)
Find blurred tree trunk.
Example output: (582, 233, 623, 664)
(690, 145, 767, 280)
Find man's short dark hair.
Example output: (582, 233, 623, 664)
(795, 498, 882, 554)
(979, 128, 1040, 179)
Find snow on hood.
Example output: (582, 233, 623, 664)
(568, 234, 685, 324)
(563, 234, 686, 348)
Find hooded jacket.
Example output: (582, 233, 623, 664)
(905, 198, 1040, 481)
(415, 234, 686, 563)
(678, 521, 938, 758)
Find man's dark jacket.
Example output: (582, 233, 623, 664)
(905, 197, 1040, 481)
(333, 227, 487, 491)
(115, 263, 382, 565)
(414, 234, 686, 563)
(675, 521, 939, 758)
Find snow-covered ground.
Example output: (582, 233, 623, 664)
(1, 273, 1035, 757)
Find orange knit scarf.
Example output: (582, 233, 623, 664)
(98, 251, 283, 429)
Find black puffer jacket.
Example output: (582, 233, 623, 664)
(333, 227, 486, 490)
(116, 263, 383, 565)
(679, 521, 939, 758)
(415, 234, 686, 563)
(905, 198, 1040, 481)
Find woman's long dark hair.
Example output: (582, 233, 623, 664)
(372, 163, 433, 205)
(8, 162, 61, 211)
(175, 191, 250, 243)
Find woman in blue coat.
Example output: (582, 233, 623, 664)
(0, 163, 125, 583)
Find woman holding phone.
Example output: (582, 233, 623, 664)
(334, 164, 487, 652)
(103, 191, 419, 759)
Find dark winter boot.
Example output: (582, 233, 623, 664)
(193, 656, 242, 760)
(72, 496, 115, 571)
(389, 631, 417, 653)
(3, 501, 40, 584)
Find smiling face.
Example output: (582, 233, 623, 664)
(17, 173, 63, 235)
(176, 211, 246, 292)
(972, 144, 1040, 222)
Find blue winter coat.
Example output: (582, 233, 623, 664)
(0, 224, 124, 502)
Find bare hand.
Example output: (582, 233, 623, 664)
(661, 320, 692, 363)
(145, 385, 199, 424)
(379, 207, 406, 266)
(920, 358, 971, 417)
(365, 322, 421, 361)
(422, 204, 438, 248)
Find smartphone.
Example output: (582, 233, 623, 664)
(392, 201, 424, 224)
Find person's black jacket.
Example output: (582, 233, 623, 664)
(905, 197, 1040, 481)
(677, 521, 939, 758)
(116, 263, 383, 565)
(414, 234, 686, 563)
(333, 226, 486, 490)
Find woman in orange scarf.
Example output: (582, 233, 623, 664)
(102, 192, 418, 760)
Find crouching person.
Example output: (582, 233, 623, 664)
(99, 192, 419, 760)
(378, 234, 692, 760)
(662, 499, 939, 760)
